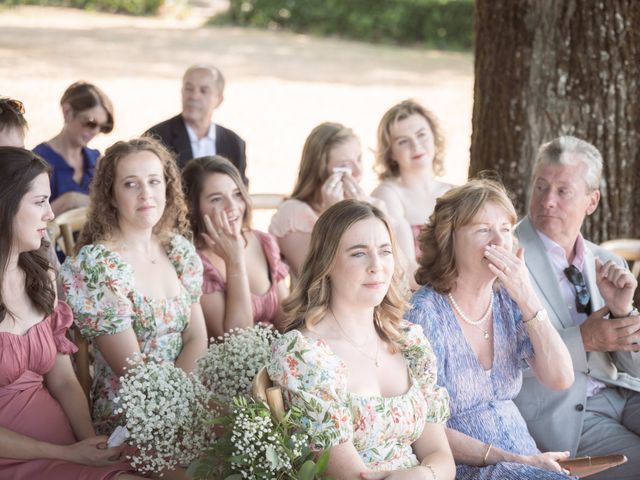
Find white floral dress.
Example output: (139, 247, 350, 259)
(61, 234, 203, 434)
(268, 320, 450, 470)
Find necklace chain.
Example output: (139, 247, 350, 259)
(330, 309, 380, 367)
(448, 291, 494, 340)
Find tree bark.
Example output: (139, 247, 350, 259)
(470, 0, 640, 243)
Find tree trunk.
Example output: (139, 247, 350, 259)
(470, 0, 640, 243)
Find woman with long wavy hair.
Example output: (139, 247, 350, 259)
(268, 199, 455, 479)
(0, 147, 143, 479)
(61, 137, 207, 443)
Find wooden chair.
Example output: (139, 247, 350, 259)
(250, 193, 286, 211)
(251, 366, 285, 420)
(53, 206, 88, 256)
(599, 238, 640, 279)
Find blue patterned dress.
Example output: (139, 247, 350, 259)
(407, 286, 574, 479)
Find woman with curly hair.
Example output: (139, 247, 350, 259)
(371, 99, 452, 277)
(60, 137, 207, 437)
(268, 199, 455, 479)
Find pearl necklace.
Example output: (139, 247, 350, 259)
(330, 309, 380, 367)
(448, 291, 494, 340)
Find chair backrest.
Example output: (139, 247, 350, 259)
(72, 325, 92, 407)
(251, 366, 285, 420)
(599, 238, 640, 278)
(53, 206, 88, 255)
(250, 193, 286, 210)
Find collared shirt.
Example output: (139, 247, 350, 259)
(185, 122, 216, 159)
(536, 229, 606, 397)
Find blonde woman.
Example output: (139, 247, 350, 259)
(269, 122, 380, 278)
(371, 99, 451, 275)
(61, 137, 207, 439)
(268, 199, 455, 480)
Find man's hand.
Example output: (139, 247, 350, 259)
(581, 306, 640, 352)
(596, 258, 638, 318)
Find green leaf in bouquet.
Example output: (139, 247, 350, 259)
(315, 449, 330, 473)
(298, 460, 318, 480)
(224, 474, 243, 480)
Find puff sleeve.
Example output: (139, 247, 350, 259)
(49, 301, 79, 355)
(268, 330, 353, 450)
(170, 234, 203, 304)
(399, 320, 450, 424)
(268, 199, 319, 238)
(60, 245, 135, 340)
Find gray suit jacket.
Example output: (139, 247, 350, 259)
(514, 217, 640, 455)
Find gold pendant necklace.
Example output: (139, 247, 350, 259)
(330, 309, 381, 367)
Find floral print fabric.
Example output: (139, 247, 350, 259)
(61, 234, 203, 434)
(268, 320, 449, 470)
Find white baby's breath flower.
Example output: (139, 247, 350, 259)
(117, 356, 214, 475)
(196, 325, 281, 403)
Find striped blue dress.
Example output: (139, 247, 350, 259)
(407, 286, 574, 479)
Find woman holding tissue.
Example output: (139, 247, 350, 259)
(269, 122, 382, 278)
(0, 147, 141, 480)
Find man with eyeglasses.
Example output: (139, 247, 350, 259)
(146, 64, 247, 184)
(514, 135, 640, 479)
(0, 97, 27, 147)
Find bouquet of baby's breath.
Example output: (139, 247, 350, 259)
(114, 356, 215, 475)
(188, 396, 330, 480)
(196, 325, 282, 403)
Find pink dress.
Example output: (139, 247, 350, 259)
(0, 301, 133, 480)
(199, 230, 289, 325)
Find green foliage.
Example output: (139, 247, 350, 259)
(216, 0, 474, 50)
(188, 396, 331, 479)
(4, 0, 164, 16)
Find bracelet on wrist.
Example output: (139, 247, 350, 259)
(421, 463, 437, 480)
(482, 443, 493, 466)
(523, 309, 548, 327)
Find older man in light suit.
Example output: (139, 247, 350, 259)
(514, 136, 640, 479)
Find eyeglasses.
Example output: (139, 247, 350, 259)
(80, 117, 112, 134)
(564, 265, 591, 314)
(0, 98, 25, 116)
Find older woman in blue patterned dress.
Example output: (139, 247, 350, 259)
(406, 179, 577, 479)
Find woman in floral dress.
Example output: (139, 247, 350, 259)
(268, 199, 455, 480)
(61, 137, 207, 437)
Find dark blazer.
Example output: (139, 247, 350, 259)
(146, 114, 247, 183)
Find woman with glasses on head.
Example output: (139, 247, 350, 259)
(34, 81, 114, 215)
(406, 178, 576, 479)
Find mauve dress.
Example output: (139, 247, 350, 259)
(0, 301, 132, 480)
(407, 286, 575, 480)
(199, 230, 288, 326)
